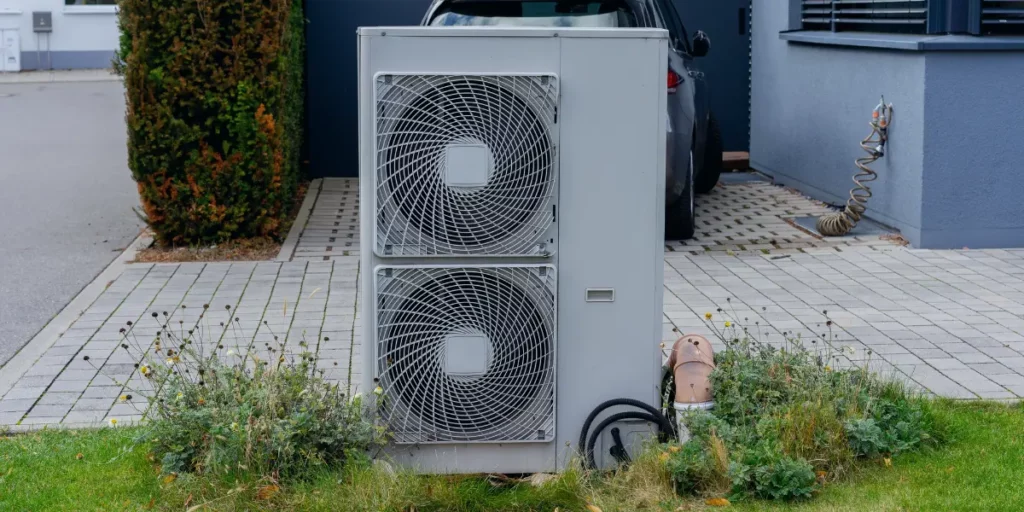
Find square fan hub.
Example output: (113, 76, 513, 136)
(444, 333, 492, 377)
(444, 143, 492, 188)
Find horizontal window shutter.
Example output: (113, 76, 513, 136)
(982, 0, 1024, 34)
(801, 0, 834, 28)
(802, 0, 928, 33)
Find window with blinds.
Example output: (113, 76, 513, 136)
(982, 0, 1024, 34)
(801, 0, 929, 34)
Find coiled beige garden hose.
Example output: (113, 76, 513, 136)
(817, 97, 894, 237)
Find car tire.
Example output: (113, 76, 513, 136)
(665, 151, 696, 241)
(696, 112, 723, 194)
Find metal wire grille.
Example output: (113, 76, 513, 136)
(375, 74, 559, 256)
(375, 266, 556, 444)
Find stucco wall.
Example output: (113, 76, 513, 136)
(0, 1, 117, 70)
(920, 52, 1024, 248)
(750, 0, 928, 244)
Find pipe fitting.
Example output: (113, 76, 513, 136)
(666, 334, 715, 406)
(667, 335, 716, 443)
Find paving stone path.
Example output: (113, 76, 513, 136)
(3, 178, 1023, 429)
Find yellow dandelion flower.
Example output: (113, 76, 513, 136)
(825, 365, 832, 372)
(705, 312, 713, 320)
(109, 418, 118, 426)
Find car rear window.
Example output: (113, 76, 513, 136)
(430, 0, 638, 27)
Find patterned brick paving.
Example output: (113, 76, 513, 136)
(292, 178, 361, 261)
(668, 181, 902, 254)
(4, 179, 1023, 429)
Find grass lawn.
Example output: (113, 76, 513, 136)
(1, 401, 1022, 511)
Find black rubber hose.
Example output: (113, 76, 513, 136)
(578, 398, 675, 469)
(585, 411, 665, 469)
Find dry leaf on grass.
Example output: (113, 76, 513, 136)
(586, 505, 603, 512)
(705, 497, 731, 507)
(256, 484, 280, 501)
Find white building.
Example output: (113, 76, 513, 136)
(0, 0, 118, 72)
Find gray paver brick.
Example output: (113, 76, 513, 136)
(36, 392, 81, 406)
(25, 404, 73, 418)
(46, 380, 91, 393)
(988, 372, 1024, 387)
(0, 399, 34, 412)
(63, 410, 108, 424)
(2, 387, 46, 401)
(18, 416, 66, 425)
(13, 178, 1024, 428)
(0, 412, 24, 425)
(73, 398, 116, 411)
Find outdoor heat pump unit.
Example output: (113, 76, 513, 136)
(359, 26, 668, 474)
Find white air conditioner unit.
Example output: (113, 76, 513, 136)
(359, 26, 668, 474)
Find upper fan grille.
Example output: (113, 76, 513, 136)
(375, 74, 558, 256)
(375, 266, 556, 444)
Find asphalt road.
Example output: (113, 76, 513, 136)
(0, 80, 142, 367)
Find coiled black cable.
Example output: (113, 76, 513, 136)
(578, 398, 675, 469)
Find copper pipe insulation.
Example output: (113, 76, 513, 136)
(666, 335, 715, 405)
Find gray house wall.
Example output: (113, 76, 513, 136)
(750, 0, 1024, 249)
(921, 53, 1024, 248)
(750, 1, 926, 243)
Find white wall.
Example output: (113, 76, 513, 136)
(0, 0, 118, 69)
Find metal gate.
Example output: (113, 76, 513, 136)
(304, 0, 751, 178)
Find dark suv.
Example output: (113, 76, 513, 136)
(422, 0, 722, 240)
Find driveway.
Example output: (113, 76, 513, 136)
(5, 177, 1024, 427)
(0, 79, 142, 367)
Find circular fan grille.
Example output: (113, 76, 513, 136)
(376, 267, 556, 443)
(375, 75, 558, 256)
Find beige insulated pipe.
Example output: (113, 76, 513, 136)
(666, 335, 715, 406)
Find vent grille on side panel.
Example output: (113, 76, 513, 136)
(375, 266, 556, 443)
(375, 74, 558, 256)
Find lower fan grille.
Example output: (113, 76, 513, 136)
(375, 266, 556, 444)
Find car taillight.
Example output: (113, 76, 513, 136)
(667, 70, 682, 93)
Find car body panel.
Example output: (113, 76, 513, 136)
(420, 0, 711, 208)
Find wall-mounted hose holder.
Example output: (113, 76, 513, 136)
(817, 97, 894, 237)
